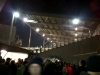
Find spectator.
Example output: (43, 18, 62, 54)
(21, 59, 24, 64)
(67, 63, 73, 75)
(43, 59, 57, 75)
(5, 58, 11, 67)
(23, 58, 31, 75)
(17, 61, 28, 75)
(56, 62, 64, 75)
(10, 60, 17, 75)
(0, 57, 11, 75)
(25, 58, 30, 63)
(80, 55, 100, 75)
(43, 59, 51, 68)
(23, 56, 43, 75)
(72, 64, 76, 73)
(2, 59, 5, 64)
(16, 58, 22, 68)
(75, 60, 87, 75)
(58, 66, 68, 75)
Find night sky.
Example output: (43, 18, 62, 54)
(0, 0, 100, 47)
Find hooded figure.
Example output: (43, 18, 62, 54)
(80, 55, 100, 75)
(23, 56, 43, 75)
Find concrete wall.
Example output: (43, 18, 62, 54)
(39, 35, 100, 63)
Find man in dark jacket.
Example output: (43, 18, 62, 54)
(44, 62, 57, 75)
(10, 60, 17, 75)
(23, 56, 43, 75)
(43, 59, 57, 75)
(0, 58, 11, 75)
(75, 60, 87, 75)
(80, 55, 100, 75)
(5, 58, 11, 67)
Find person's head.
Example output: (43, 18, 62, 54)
(25, 58, 30, 63)
(64, 62, 67, 65)
(62, 66, 67, 73)
(21, 59, 23, 63)
(2, 59, 5, 64)
(44, 59, 51, 66)
(6, 58, 11, 63)
(79, 60, 86, 67)
(23, 61, 28, 67)
(18, 58, 22, 63)
(28, 56, 43, 75)
(86, 55, 100, 75)
(69, 63, 72, 67)
(11, 60, 15, 64)
(59, 62, 62, 66)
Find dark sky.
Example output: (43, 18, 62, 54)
(10, 0, 100, 17)
(0, 0, 100, 47)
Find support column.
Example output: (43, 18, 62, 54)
(28, 26, 32, 50)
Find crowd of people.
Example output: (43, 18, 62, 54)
(0, 55, 100, 75)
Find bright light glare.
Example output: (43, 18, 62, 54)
(47, 38, 50, 40)
(38, 51, 40, 53)
(42, 34, 45, 37)
(27, 20, 38, 23)
(75, 39, 77, 41)
(36, 28, 40, 32)
(34, 50, 36, 53)
(1, 51, 28, 62)
(1, 50, 7, 53)
(41, 46, 42, 48)
(1, 50, 7, 58)
(73, 19, 80, 24)
(75, 34, 78, 37)
(51, 41, 52, 43)
(75, 28, 78, 31)
(23, 17, 38, 23)
(23, 19, 38, 23)
(13, 12, 20, 17)
(23, 18, 28, 22)
(89, 30, 91, 33)
(57, 59, 60, 62)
